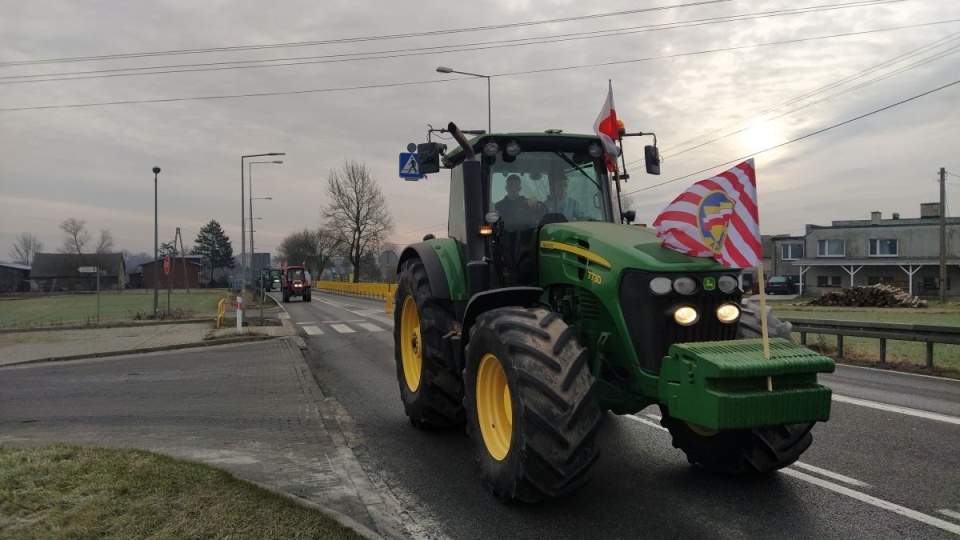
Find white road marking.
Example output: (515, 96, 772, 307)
(939, 509, 960, 521)
(833, 394, 960, 426)
(331, 324, 355, 333)
(303, 326, 324, 336)
(779, 469, 960, 536)
(791, 462, 870, 488)
(296, 321, 317, 325)
(358, 323, 383, 332)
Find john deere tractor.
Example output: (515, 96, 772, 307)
(393, 122, 834, 503)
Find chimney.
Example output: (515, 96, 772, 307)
(892, 212, 900, 219)
(870, 211, 881, 225)
(920, 203, 941, 218)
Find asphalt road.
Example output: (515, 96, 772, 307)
(287, 292, 960, 540)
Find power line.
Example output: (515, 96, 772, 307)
(622, 78, 960, 195)
(4, 20, 952, 113)
(0, 0, 732, 68)
(0, 0, 908, 85)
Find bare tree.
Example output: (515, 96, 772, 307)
(8, 232, 44, 265)
(95, 229, 115, 254)
(59, 218, 91, 254)
(322, 160, 393, 283)
(276, 228, 340, 277)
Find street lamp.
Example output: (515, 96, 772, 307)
(249, 160, 282, 289)
(240, 153, 284, 328)
(152, 166, 161, 319)
(437, 66, 491, 133)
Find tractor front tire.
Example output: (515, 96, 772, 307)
(393, 258, 463, 429)
(282, 290, 290, 303)
(659, 300, 814, 474)
(464, 307, 601, 503)
(304, 290, 312, 302)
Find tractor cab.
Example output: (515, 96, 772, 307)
(440, 132, 617, 288)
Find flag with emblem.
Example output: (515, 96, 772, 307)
(652, 159, 761, 268)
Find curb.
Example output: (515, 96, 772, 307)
(0, 335, 280, 368)
(249, 481, 384, 540)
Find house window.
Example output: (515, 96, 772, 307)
(817, 275, 842, 287)
(817, 239, 845, 257)
(781, 244, 803, 260)
(869, 238, 898, 257)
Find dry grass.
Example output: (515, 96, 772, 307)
(0, 444, 366, 540)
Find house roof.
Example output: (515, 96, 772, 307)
(31, 253, 125, 278)
(0, 262, 31, 271)
(790, 257, 960, 267)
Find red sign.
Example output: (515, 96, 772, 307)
(163, 256, 170, 275)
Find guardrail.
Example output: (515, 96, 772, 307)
(315, 281, 397, 313)
(785, 317, 960, 369)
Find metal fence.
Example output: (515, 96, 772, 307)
(315, 281, 397, 313)
(785, 317, 960, 369)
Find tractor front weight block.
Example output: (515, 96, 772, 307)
(658, 338, 835, 430)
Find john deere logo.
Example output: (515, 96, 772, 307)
(697, 191, 735, 253)
(703, 277, 716, 291)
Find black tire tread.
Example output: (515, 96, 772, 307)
(464, 307, 601, 503)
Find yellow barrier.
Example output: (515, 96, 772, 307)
(315, 281, 397, 313)
(215, 298, 226, 329)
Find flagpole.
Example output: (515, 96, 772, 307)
(756, 267, 773, 391)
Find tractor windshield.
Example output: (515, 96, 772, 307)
(489, 150, 608, 229)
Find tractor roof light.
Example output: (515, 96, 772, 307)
(716, 303, 740, 324)
(617, 119, 626, 136)
(588, 144, 603, 158)
(673, 276, 698, 295)
(479, 225, 494, 236)
(673, 306, 699, 326)
(485, 211, 501, 224)
(483, 141, 500, 156)
(505, 141, 522, 157)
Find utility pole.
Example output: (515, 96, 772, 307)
(939, 167, 947, 303)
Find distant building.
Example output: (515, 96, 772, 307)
(139, 259, 203, 290)
(784, 204, 960, 296)
(30, 253, 126, 292)
(0, 262, 31, 293)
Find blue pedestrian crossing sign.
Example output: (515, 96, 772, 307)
(399, 152, 424, 180)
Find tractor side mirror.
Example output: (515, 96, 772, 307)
(621, 210, 636, 224)
(644, 145, 660, 175)
(417, 142, 442, 174)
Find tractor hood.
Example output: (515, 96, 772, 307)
(538, 221, 732, 274)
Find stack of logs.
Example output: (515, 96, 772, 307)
(807, 284, 927, 308)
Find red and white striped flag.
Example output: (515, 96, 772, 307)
(652, 159, 761, 268)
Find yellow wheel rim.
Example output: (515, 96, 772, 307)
(687, 422, 719, 437)
(399, 296, 422, 392)
(476, 353, 512, 461)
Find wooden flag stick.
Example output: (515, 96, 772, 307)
(756, 267, 773, 391)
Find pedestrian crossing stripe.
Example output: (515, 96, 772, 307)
(303, 325, 324, 335)
(357, 323, 383, 332)
(300, 322, 384, 336)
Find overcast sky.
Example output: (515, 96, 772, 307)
(2, 0, 959, 265)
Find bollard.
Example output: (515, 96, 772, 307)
(385, 290, 395, 314)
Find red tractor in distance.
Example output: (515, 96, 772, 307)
(280, 264, 312, 303)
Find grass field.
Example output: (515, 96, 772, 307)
(764, 297, 960, 376)
(0, 290, 233, 328)
(0, 444, 365, 540)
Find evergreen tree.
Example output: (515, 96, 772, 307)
(192, 220, 234, 285)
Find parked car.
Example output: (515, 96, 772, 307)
(766, 276, 798, 294)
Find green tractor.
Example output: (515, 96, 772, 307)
(393, 122, 834, 503)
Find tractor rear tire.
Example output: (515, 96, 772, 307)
(659, 299, 814, 474)
(393, 258, 464, 429)
(464, 307, 601, 503)
(283, 290, 290, 303)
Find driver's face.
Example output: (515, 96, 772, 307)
(551, 178, 568, 196)
(506, 179, 521, 196)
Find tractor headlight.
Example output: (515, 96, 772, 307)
(673, 277, 697, 295)
(483, 141, 499, 156)
(649, 277, 672, 295)
(673, 306, 699, 326)
(505, 141, 522, 157)
(718, 275, 739, 293)
(716, 303, 741, 323)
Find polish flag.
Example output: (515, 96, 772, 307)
(593, 80, 620, 157)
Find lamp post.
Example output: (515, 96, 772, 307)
(152, 166, 161, 319)
(437, 66, 492, 133)
(249, 160, 282, 290)
(240, 153, 284, 327)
